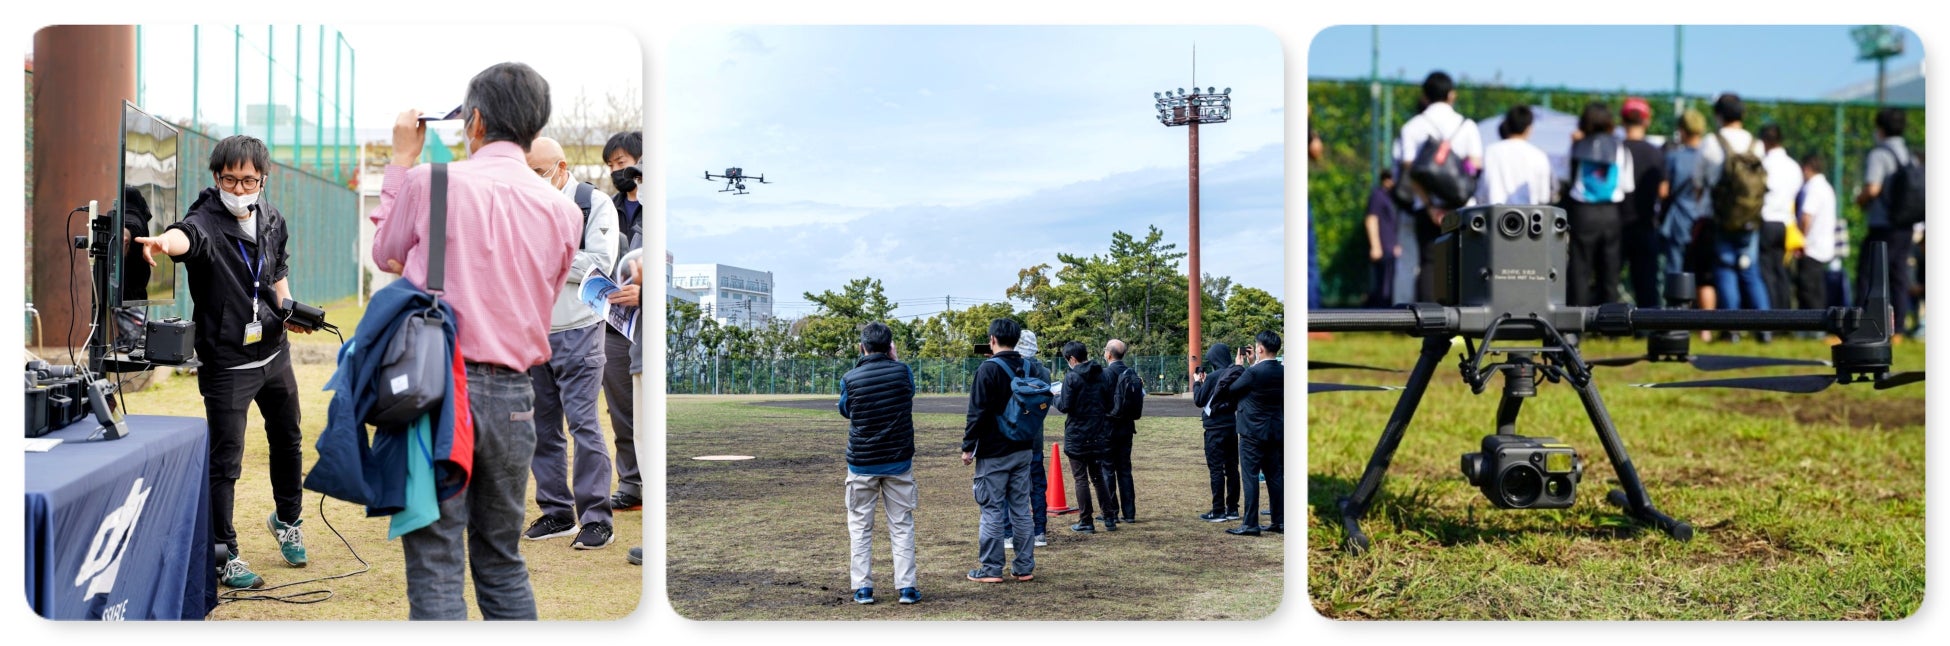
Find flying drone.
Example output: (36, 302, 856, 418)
(704, 167, 769, 195)
(1309, 204, 1921, 553)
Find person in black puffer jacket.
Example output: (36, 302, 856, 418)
(1054, 341, 1119, 533)
(1191, 342, 1245, 522)
(836, 322, 919, 604)
(1219, 331, 1285, 536)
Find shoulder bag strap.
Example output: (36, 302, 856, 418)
(428, 163, 449, 295)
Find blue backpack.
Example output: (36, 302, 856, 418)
(1572, 134, 1622, 202)
(988, 357, 1052, 443)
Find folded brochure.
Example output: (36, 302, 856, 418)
(579, 266, 639, 342)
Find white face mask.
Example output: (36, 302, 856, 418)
(220, 189, 258, 218)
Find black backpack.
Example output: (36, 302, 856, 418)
(1109, 365, 1146, 422)
(1879, 143, 1926, 228)
(1403, 116, 1479, 210)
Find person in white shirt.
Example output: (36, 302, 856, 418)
(1564, 101, 1635, 307)
(1794, 154, 1837, 313)
(1700, 93, 1771, 322)
(1756, 123, 1802, 319)
(1392, 71, 1484, 301)
(1475, 105, 1554, 205)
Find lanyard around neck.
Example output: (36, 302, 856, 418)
(236, 239, 264, 306)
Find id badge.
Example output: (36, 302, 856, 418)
(244, 320, 264, 345)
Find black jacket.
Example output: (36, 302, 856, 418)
(612, 193, 642, 265)
(1192, 343, 1244, 432)
(1105, 359, 1138, 437)
(838, 353, 916, 469)
(1055, 360, 1114, 457)
(166, 187, 292, 370)
(963, 350, 1037, 459)
(1224, 359, 1284, 442)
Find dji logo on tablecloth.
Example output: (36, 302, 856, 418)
(73, 477, 152, 610)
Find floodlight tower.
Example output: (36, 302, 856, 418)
(1850, 25, 1905, 105)
(1155, 83, 1231, 380)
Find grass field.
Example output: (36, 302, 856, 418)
(113, 298, 644, 621)
(663, 395, 1285, 620)
(1307, 334, 1925, 620)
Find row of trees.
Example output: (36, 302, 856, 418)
(667, 226, 1285, 373)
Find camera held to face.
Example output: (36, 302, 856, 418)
(1460, 434, 1583, 509)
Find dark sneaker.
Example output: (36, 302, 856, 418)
(627, 546, 643, 566)
(1069, 522, 1095, 534)
(1266, 523, 1285, 534)
(1033, 534, 1048, 547)
(854, 587, 875, 604)
(573, 521, 615, 550)
(219, 553, 264, 589)
(898, 587, 921, 604)
(1104, 520, 1118, 532)
(523, 515, 577, 541)
(610, 491, 643, 512)
(266, 513, 308, 567)
(967, 569, 1004, 583)
(1010, 571, 1034, 582)
(1121, 517, 1137, 524)
(1200, 511, 1228, 522)
(1226, 525, 1263, 536)
(1224, 511, 1242, 521)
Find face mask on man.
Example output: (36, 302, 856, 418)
(611, 166, 641, 194)
(220, 189, 258, 218)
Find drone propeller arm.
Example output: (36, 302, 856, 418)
(1309, 305, 1452, 335)
(1610, 305, 1841, 334)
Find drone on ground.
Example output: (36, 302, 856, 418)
(1309, 204, 1922, 553)
(704, 167, 769, 195)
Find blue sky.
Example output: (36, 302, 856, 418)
(666, 26, 1285, 321)
(1308, 25, 1922, 101)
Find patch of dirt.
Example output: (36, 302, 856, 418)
(1722, 396, 1924, 430)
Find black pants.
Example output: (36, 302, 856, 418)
(1107, 429, 1136, 520)
(1860, 226, 1916, 334)
(1414, 208, 1443, 302)
(1238, 433, 1284, 528)
(1624, 216, 1663, 306)
(1065, 452, 1118, 527)
(1760, 222, 1791, 315)
(1366, 257, 1397, 307)
(1566, 201, 1624, 306)
(1792, 256, 1829, 312)
(601, 329, 639, 499)
(200, 351, 305, 555)
(1203, 426, 1241, 514)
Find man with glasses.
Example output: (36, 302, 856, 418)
(519, 137, 621, 551)
(133, 135, 313, 590)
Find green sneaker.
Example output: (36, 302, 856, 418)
(219, 553, 264, 589)
(267, 512, 309, 567)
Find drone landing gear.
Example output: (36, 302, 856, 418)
(1334, 325, 1693, 554)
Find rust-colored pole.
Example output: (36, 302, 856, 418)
(1187, 115, 1202, 382)
(31, 26, 136, 350)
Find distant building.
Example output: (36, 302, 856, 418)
(672, 262, 773, 327)
(1823, 61, 1924, 107)
(667, 252, 699, 305)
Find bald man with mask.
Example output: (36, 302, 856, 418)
(519, 136, 622, 551)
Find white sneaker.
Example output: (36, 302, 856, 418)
(1033, 534, 1048, 547)
(1003, 537, 1014, 550)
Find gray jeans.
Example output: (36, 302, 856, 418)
(845, 470, 917, 590)
(530, 324, 612, 525)
(972, 449, 1035, 578)
(402, 364, 538, 620)
(602, 329, 640, 498)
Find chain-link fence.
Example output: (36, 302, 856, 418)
(668, 355, 1198, 396)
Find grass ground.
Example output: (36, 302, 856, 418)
(1307, 333, 1925, 620)
(114, 298, 643, 620)
(663, 394, 1285, 620)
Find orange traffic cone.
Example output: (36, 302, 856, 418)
(1046, 442, 1077, 515)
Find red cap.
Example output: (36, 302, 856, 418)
(1622, 96, 1651, 120)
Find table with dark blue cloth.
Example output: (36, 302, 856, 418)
(25, 414, 215, 620)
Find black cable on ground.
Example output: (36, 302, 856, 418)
(214, 493, 371, 607)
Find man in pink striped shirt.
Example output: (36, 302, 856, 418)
(369, 61, 579, 620)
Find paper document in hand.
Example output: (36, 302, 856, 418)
(578, 267, 639, 341)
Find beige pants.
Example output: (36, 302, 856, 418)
(845, 470, 918, 591)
